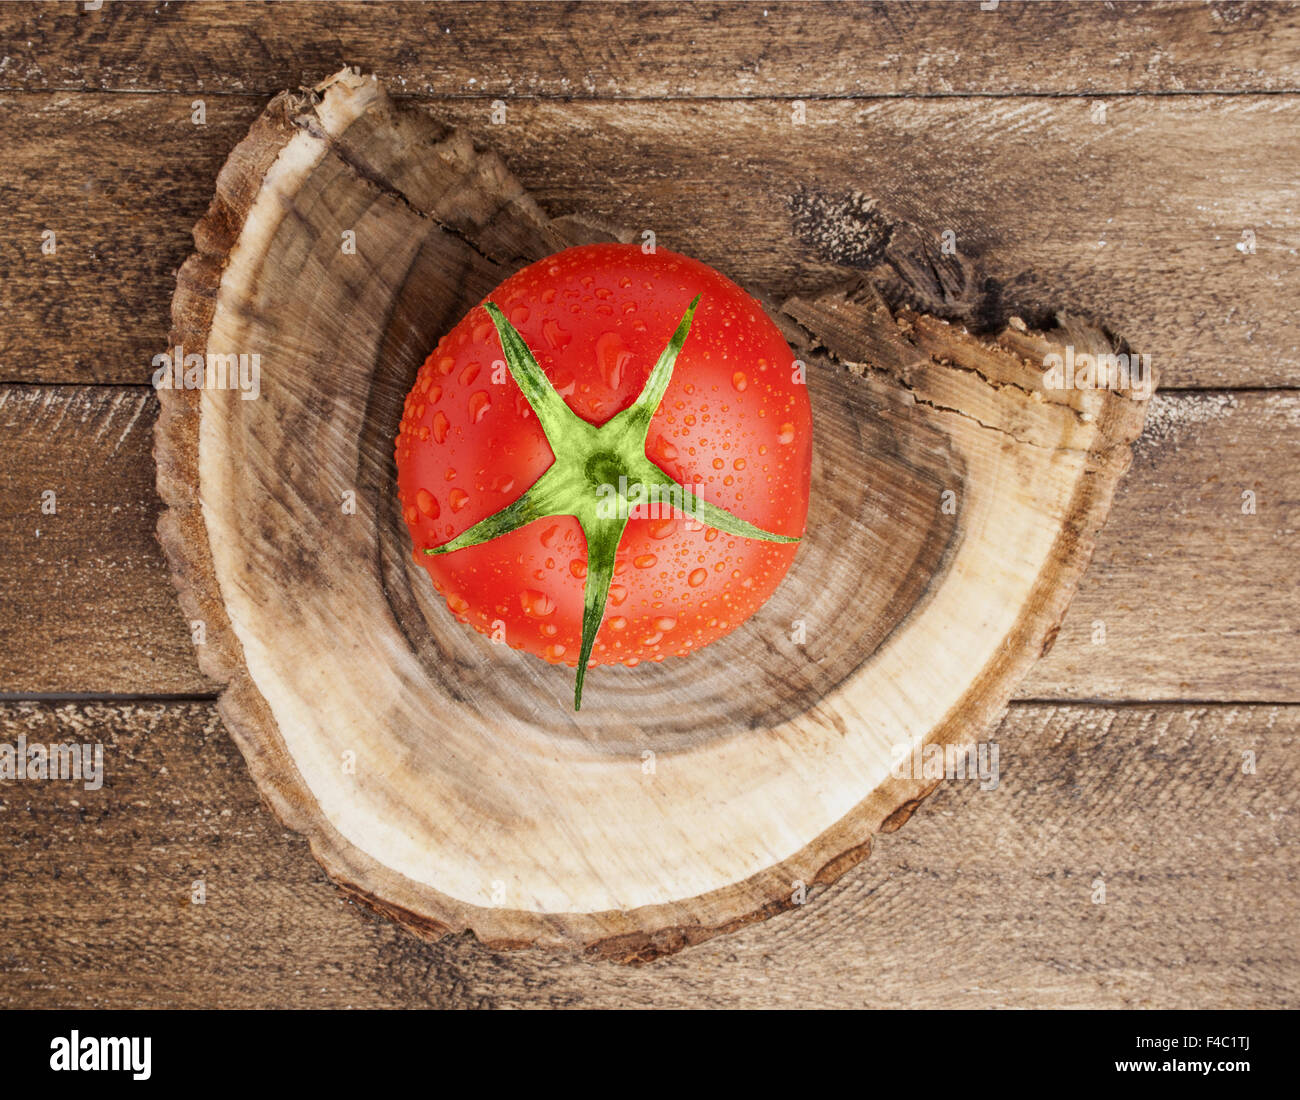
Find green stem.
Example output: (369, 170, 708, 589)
(572, 511, 629, 710)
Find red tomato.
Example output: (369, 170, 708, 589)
(395, 243, 811, 704)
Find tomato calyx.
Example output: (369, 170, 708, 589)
(425, 294, 799, 710)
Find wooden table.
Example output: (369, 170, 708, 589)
(1, 1, 1296, 1008)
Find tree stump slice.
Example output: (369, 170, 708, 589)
(156, 69, 1153, 961)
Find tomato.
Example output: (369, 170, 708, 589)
(395, 243, 811, 707)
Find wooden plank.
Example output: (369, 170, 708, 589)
(0, 94, 263, 386)
(2, 2, 1298, 97)
(0, 387, 217, 696)
(436, 95, 1300, 391)
(2, 385, 1296, 702)
(2, 94, 1297, 388)
(1, 700, 1293, 1007)
(1022, 390, 1300, 700)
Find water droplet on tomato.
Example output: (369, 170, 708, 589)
(509, 305, 530, 326)
(608, 584, 629, 606)
(543, 642, 567, 662)
(469, 390, 491, 423)
(542, 319, 571, 350)
(432, 411, 449, 443)
(595, 331, 633, 389)
(608, 616, 628, 631)
(569, 558, 587, 579)
(520, 589, 555, 617)
(688, 568, 708, 587)
(655, 616, 677, 631)
(460, 362, 481, 386)
(655, 436, 678, 462)
(732, 371, 748, 392)
(647, 516, 676, 540)
(778, 422, 796, 444)
(633, 553, 658, 569)
(449, 488, 469, 511)
(416, 489, 439, 517)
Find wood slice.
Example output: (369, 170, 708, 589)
(155, 68, 1152, 961)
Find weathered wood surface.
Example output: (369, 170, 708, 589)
(3, 2, 1298, 97)
(1, 700, 1293, 1007)
(0, 387, 211, 697)
(3, 93, 1298, 387)
(3, 385, 1294, 702)
(0, 0, 1295, 1005)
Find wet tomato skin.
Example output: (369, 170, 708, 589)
(395, 243, 812, 668)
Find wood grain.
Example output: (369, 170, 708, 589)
(2, 2, 1297, 97)
(0, 385, 216, 697)
(1024, 389, 1300, 700)
(4, 385, 1293, 702)
(3, 92, 1298, 388)
(1, 700, 1292, 1007)
(1, 0, 1294, 1004)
